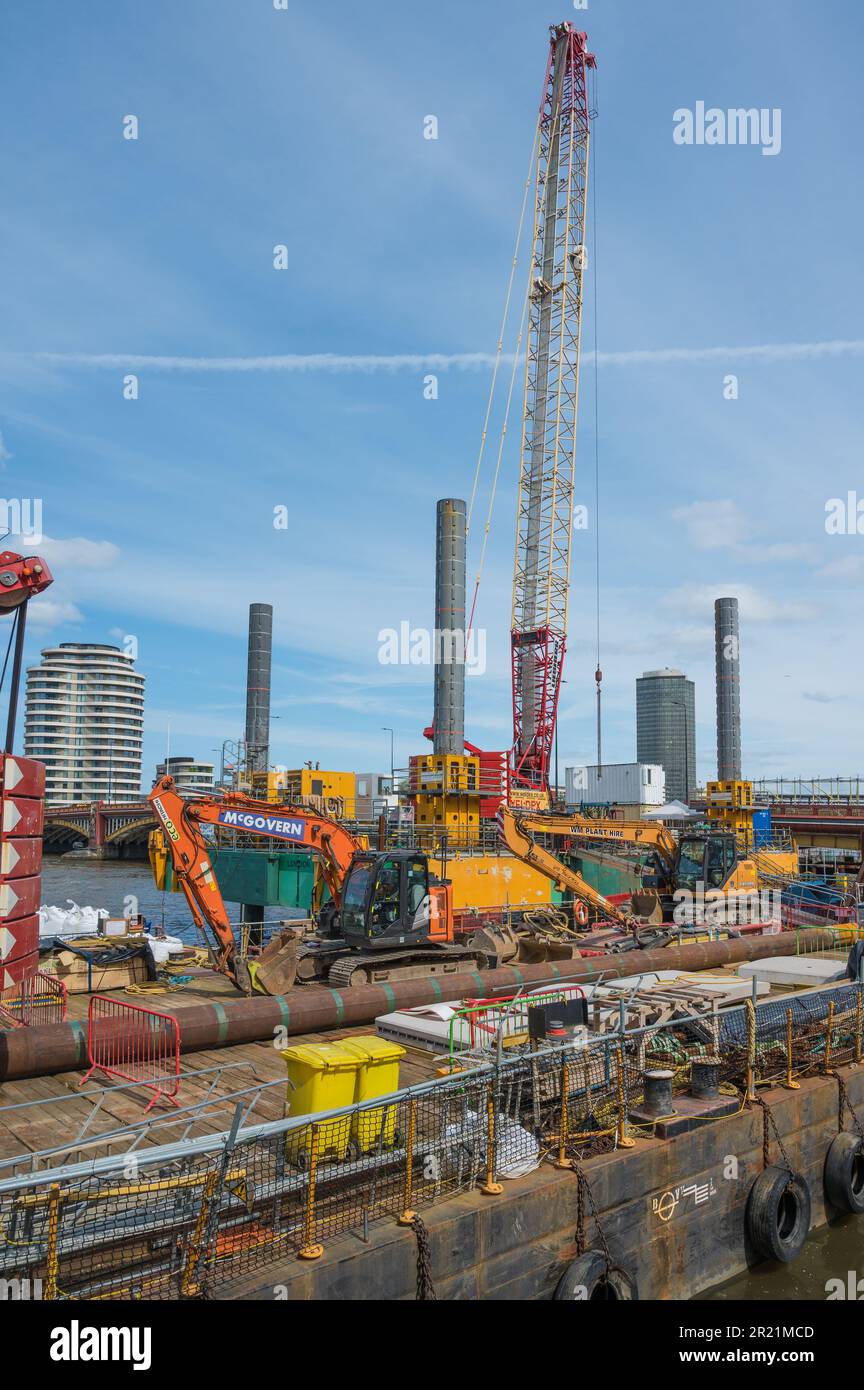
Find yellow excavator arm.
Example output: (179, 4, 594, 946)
(514, 811, 679, 868)
(497, 805, 637, 926)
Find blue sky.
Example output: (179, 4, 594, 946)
(1, 0, 862, 790)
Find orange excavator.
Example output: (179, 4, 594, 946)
(148, 777, 497, 993)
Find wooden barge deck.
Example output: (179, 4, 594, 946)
(0, 968, 448, 1174)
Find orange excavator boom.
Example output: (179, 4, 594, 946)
(148, 777, 365, 992)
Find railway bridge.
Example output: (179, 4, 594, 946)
(42, 801, 157, 859)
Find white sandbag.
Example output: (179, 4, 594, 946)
(38, 901, 104, 939)
(145, 934, 185, 964)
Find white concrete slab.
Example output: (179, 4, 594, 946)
(738, 956, 846, 987)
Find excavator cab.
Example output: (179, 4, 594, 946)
(675, 832, 738, 891)
(340, 850, 436, 951)
(635, 831, 741, 923)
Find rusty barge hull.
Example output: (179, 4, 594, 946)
(215, 1068, 864, 1301)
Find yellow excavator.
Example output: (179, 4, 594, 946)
(498, 806, 781, 927)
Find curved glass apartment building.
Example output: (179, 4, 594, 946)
(24, 643, 145, 805)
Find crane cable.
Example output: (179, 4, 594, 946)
(590, 68, 603, 771)
(465, 128, 538, 540)
(467, 279, 531, 638)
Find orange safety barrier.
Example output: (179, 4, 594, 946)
(80, 994, 181, 1111)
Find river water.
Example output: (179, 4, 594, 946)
(699, 1214, 864, 1300)
(40, 855, 294, 943)
(38, 857, 864, 1301)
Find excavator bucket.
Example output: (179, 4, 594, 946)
(516, 937, 582, 963)
(252, 931, 300, 995)
(630, 889, 663, 925)
(468, 920, 521, 967)
(233, 956, 254, 996)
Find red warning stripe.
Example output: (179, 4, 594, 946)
(0, 755, 45, 800)
(0, 875, 41, 923)
(0, 912, 38, 969)
(1, 797, 44, 839)
(0, 837, 42, 878)
(0, 949, 40, 991)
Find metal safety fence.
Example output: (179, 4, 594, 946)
(80, 995, 181, 1112)
(0, 971, 67, 1028)
(0, 977, 861, 1300)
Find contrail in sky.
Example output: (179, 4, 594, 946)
(4, 339, 863, 372)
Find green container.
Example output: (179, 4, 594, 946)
(567, 850, 644, 900)
(211, 849, 279, 906)
(211, 848, 325, 909)
(275, 852, 318, 909)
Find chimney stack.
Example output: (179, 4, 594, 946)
(433, 499, 467, 756)
(714, 596, 741, 780)
(245, 603, 273, 775)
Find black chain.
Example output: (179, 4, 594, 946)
(575, 1169, 586, 1255)
(573, 1164, 613, 1270)
(750, 1095, 794, 1174)
(826, 1069, 864, 1140)
(411, 1215, 437, 1301)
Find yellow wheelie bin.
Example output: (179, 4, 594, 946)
(281, 1042, 360, 1163)
(341, 1036, 405, 1154)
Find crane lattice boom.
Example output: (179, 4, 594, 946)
(511, 23, 595, 792)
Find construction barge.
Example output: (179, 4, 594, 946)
(2, 18, 862, 1312)
(0, 926, 862, 1301)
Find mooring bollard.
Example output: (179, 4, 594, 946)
(690, 1057, 722, 1100)
(642, 1069, 675, 1117)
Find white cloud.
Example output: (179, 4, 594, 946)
(0, 431, 12, 464)
(753, 542, 819, 563)
(13, 534, 120, 570)
(672, 500, 755, 551)
(27, 597, 84, 627)
(662, 582, 818, 624)
(817, 555, 864, 579)
(672, 501, 819, 567)
(802, 690, 841, 704)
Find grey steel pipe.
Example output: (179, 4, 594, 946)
(0, 930, 837, 1082)
(714, 596, 741, 781)
(433, 499, 466, 756)
(245, 602, 273, 775)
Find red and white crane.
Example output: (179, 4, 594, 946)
(510, 23, 595, 795)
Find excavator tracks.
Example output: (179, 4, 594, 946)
(325, 948, 488, 990)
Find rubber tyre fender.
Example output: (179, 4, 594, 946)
(745, 1164, 811, 1263)
(554, 1250, 638, 1301)
(824, 1132, 864, 1214)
